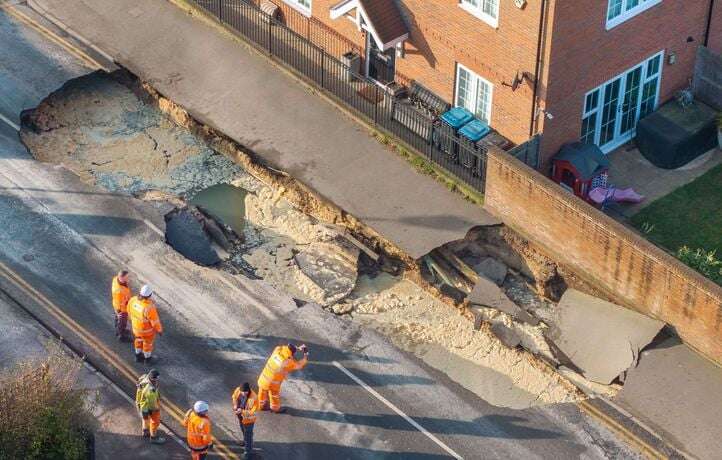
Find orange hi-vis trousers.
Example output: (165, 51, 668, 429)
(141, 409, 161, 437)
(134, 333, 156, 355)
(257, 380, 282, 412)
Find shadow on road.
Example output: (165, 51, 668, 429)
(285, 408, 564, 440)
(195, 335, 435, 387)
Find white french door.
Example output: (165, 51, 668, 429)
(581, 51, 663, 153)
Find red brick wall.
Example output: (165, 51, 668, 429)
(539, 0, 711, 169)
(484, 148, 722, 365)
(296, 0, 543, 145)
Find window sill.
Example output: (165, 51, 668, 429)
(458, 3, 498, 29)
(606, 0, 662, 30)
(281, 0, 312, 18)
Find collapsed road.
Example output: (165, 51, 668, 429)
(0, 3, 646, 459)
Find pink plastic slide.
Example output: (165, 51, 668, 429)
(589, 187, 645, 205)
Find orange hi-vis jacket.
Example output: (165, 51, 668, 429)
(182, 410, 212, 450)
(258, 345, 307, 391)
(111, 276, 131, 313)
(128, 296, 163, 337)
(231, 388, 258, 425)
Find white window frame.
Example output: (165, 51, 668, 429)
(459, 0, 499, 28)
(282, 0, 312, 17)
(606, 0, 662, 30)
(454, 63, 493, 124)
(579, 50, 663, 151)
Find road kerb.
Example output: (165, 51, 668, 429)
(0, 260, 239, 460)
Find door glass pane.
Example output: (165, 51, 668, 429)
(646, 55, 661, 76)
(625, 0, 640, 9)
(456, 68, 472, 111)
(599, 79, 621, 145)
(608, 0, 623, 19)
(475, 79, 490, 122)
(639, 77, 658, 118)
(581, 113, 597, 144)
(584, 90, 599, 114)
(620, 67, 642, 135)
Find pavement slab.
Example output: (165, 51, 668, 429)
(29, 0, 500, 259)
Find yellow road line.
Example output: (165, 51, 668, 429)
(577, 399, 667, 460)
(0, 260, 238, 460)
(0, 4, 101, 69)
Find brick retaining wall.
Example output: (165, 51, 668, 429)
(484, 149, 722, 365)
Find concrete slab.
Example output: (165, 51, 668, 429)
(548, 289, 664, 384)
(30, 0, 500, 259)
(615, 337, 722, 459)
(468, 276, 539, 325)
(473, 257, 508, 286)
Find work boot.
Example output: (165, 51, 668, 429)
(259, 401, 269, 411)
(144, 355, 153, 364)
(142, 429, 150, 438)
(150, 435, 167, 444)
(135, 353, 143, 363)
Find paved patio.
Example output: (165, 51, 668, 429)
(605, 142, 722, 218)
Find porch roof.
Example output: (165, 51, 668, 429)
(330, 0, 409, 51)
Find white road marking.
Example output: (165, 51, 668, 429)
(332, 361, 464, 460)
(143, 219, 164, 237)
(0, 112, 20, 131)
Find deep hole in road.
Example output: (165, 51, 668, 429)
(19, 68, 626, 409)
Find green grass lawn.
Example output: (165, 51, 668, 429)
(631, 163, 722, 255)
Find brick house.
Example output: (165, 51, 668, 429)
(267, 0, 721, 169)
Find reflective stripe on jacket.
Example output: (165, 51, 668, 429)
(258, 345, 307, 389)
(182, 410, 212, 449)
(128, 296, 163, 336)
(111, 276, 131, 313)
(135, 374, 160, 412)
(232, 387, 258, 425)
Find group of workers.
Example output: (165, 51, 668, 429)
(113, 270, 309, 460)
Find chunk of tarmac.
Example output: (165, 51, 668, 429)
(547, 289, 664, 384)
(164, 206, 221, 266)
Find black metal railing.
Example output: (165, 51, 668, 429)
(191, 0, 491, 193)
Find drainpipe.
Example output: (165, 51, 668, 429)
(704, 0, 716, 47)
(529, 0, 549, 137)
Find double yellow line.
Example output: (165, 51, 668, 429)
(0, 260, 239, 460)
(0, 3, 101, 70)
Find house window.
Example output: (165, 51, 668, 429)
(606, 0, 661, 29)
(581, 89, 600, 144)
(455, 64, 493, 123)
(283, 0, 311, 16)
(459, 0, 499, 28)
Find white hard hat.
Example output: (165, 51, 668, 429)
(194, 401, 209, 414)
(140, 285, 153, 297)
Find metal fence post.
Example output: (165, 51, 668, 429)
(268, 16, 272, 55)
(217, 0, 222, 21)
(320, 51, 325, 89)
(374, 85, 379, 124)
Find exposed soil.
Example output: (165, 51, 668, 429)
(19, 69, 602, 409)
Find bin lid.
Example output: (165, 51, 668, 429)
(440, 107, 474, 129)
(459, 119, 491, 142)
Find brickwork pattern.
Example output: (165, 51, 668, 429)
(540, 0, 713, 167)
(484, 149, 722, 365)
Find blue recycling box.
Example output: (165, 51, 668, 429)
(459, 119, 491, 142)
(439, 107, 474, 129)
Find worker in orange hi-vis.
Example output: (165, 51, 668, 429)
(183, 401, 213, 460)
(128, 285, 163, 363)
(257, 343, 308, 413)
(111, 270, 132, 341)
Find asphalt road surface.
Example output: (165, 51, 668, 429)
(0, 4, 640, 459)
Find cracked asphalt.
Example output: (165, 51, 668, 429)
(0, 4, 643, 459)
